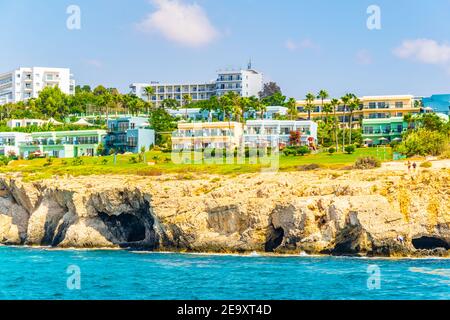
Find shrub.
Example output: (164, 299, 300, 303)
(101, 158, 108, 165)
(297, 163, 320, 171)
(43, 157, 53, 167)
(297, 146, 311, 156)
(353, 156, 381, 170)
(344, 145, 356, 154)
(129, 156, 138, 164)
(420, 161, 432, 168)
(71, 157, 83, 166)
(0, 156, 9, 166)
(328, 147, 336, 155)
(396, 128, 448, 157)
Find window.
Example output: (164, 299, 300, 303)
(395, 102, 403, 108)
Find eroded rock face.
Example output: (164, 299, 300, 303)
(0, 168, 449, 257)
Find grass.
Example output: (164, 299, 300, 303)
(0, 147, 393, 181)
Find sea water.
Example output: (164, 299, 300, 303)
(0, 246, 448, 300)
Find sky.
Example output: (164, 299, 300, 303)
(1, 0, 450, 98)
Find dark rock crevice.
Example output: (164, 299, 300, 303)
(412, 236, 450, 250)
(265, 225, 284, 252)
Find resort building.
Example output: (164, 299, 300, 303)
(130, 82, 216, 108)
(361, 117, 407, 146)
(0, 132, 31, 157)
(246, 106, 288, 120)
(421, 94, 450, 115)
(19, 130, 106, 159)
(7, 119, 48, 128)
(172, 122, 244, 150)
(130, 65, 263, 107)
(296, 95, 420, 128)
(215, 68, 263, 98)
(0, 67, 75, 105)
(168, 108, 211, 121)
(244, 120, 318, 148)
(105, 117, 155, 154)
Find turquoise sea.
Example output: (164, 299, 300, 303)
(0, 246, 448, 300)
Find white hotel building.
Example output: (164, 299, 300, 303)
(0, 67, 75, 105)
(130, 67, 263, 107)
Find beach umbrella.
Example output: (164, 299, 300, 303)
(73, 118, 93, 126)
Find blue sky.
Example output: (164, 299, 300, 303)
(1, 0, 450, 98)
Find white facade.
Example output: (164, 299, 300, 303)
(130, 82, 216, 107)
(244, 120, 318, 148)
(7, 119, 48, 128)
(130, 67, 263, 107)
(215, 69, 263, 97)
(0, 132, 32, 157)
(0, 67, 75, 105)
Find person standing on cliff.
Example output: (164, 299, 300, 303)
(407, 161, 411, 173)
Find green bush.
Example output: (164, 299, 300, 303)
(420, 161, 432, 168)
(129, 156, 138, 164)
(328, 147, 336, 155)
(43, 157, 53, 167)
(71, 157, 84, 166)
(344, 145, 356, 154)
(297, 146, 311, 156)
(353, 156, 381, 170)
(396, 128, 448, 157)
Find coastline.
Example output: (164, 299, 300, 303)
(1, 244, 449, 261)
(0, 165, 449, 258)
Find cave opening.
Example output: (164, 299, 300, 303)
(265, 227, 284, 252)
(99, 213, 147, 243)
(412, 237, 450, 250)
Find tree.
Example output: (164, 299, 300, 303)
(348, 97, 361, 145)
(289, 131, 301, 146)
(144, 86, 155, 114)
(34, 86, 69, 119)
(161, 98, 180, 111)
(322, 103, 332, 124)
(261, 92, 286, 107)
(330, 98, 340, 151)
(182, 94, 193, 119)
(259, 82, 282, 99)
(340, 94, 353, 151)
(286, 97, 297, 120)
(317, 90, 329, 121)
(305, 93, 316, 120)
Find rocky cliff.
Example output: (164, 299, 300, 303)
(0, 167, 449, 257)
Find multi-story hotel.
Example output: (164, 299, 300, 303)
(296, 95, 420, 128)
(244, 120, 318, 148)
(362, 117, 408, 146)
(105, 117, 155, 154)
(130, 66, 263, 108)
(172, 122, 244, 150)
(19, 130, 106, 159)
(0, 67, 75, 105)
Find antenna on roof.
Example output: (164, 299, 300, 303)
(247, 58, 252, 70)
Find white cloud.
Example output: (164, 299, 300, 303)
(137, 0, 219, 47)
(393, 39, 450, 65)
(355, 49, 373, 65)
(285, 38, 319, 52)
(85, 59, 103, 68)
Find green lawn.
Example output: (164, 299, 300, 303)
(0, 147, 393, 181)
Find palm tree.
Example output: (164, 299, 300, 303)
(305, 93, 316, 120)
(330, 98, 340, 151)
(317, 89, 329, 122)
(348, 97, 361, 145)
(340, 94, 353, 151)
(322, 102, 332, 124)
(182, 94, 193, 119)
(144, 86, 155, 115)
(286, 97, 297, 120)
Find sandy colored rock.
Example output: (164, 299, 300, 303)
(0, 165, 448, 257)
